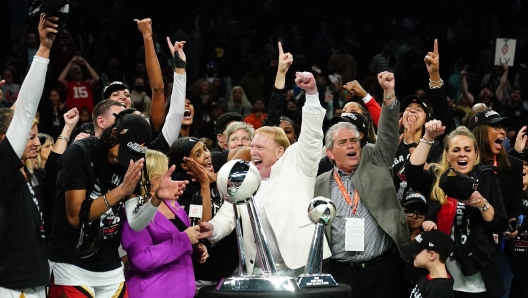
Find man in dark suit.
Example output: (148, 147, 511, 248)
(315, 72, 409, 298)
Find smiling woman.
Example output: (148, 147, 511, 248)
(406, 125, 508, 296)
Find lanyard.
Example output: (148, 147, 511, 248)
(333, 170, 360, 214)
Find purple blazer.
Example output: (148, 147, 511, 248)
(121, 201, 196, 298)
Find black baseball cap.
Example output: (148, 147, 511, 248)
(102, 81, 129, 100)
(467, 110, 513, 131)
(401, 190, 427, 207)
(115, 113, 152, 168)
(400, 95, 431, 120)
(330, 112, 368, 135)
(439, 168, 475, 201)
(401, 230, 455, 257)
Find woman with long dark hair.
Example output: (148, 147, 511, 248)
(468, 110, 524, 297)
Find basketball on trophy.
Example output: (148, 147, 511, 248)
(216, 159, 261, 204)
(308, 197, 336, 226)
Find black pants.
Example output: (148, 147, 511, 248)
(329, 255, 399, 298)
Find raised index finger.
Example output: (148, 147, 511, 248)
(434, 39, 438, 55)
(278, 42, 284, 56)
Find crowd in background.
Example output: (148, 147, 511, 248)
(2, 1, 528, 298)
(1, 0, 528, 149)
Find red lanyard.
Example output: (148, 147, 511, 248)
(333, 170, 360, 214)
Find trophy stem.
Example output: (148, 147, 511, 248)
(304, 223, 324, 275)
(246, 196, 278, 274)
(233, 203, 247, 275)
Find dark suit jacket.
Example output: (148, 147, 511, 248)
(315, 101, 411, 261)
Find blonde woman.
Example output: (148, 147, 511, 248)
(121, 150, 207, 298)
(227, 86, 253, 117)
(36, 133, 54, 168)
(406, 122, 508, 298)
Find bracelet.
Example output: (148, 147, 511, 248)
(58, 135, 70, 143)
(103, 194, 112, 208)
(384, 93, 396, 100)
(479, 200, 491, 212)
(429, 78, 444, 89)
(419, 137, 434, 145)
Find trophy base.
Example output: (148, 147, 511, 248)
(296, 274, 338, 288)
(216, 275, 299, 291)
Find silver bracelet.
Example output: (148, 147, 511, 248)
(103, 194, 112, 208)
(429, 78, 444, 89)
(420, 137, 434, 145)
(58, 135, 70, 143)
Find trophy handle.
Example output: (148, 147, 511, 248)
(233, 203, 248, 275)
(304, 223, 324, 275)
(246, 196, 277, 274)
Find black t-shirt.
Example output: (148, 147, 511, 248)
(392, 141, 442, 201)
(47, 137, 126, 272)
(409, 274, 454, 298)
(0, 138, 49, 289)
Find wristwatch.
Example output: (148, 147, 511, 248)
(479, 200, 491, 212)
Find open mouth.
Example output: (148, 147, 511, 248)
(183, 110, 192, 120)
(204, 160, 214, 172)
(253, 159, 262, 167)
(494, 138, 504, 150)
(457, 160, 468, 166)
(347, 152, 357, 158)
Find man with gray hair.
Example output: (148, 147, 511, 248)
(315, 72, 409, 298)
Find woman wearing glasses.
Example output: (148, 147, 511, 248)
(468, 110, 524, 297)
(406, 122, 508, 298)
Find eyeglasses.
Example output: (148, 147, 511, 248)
(404, 210, 426, 219)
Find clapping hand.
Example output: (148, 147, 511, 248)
(156, 165, 189, 200)
(119, 159, 145, 196)
(514, 126, 527, 154)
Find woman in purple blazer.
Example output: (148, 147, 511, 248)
(121, 150, 207, 298)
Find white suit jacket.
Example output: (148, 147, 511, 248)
(209, 100, 331, 274)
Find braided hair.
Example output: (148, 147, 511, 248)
(345, 102, 377, 144)
(93, 111, 152, 212)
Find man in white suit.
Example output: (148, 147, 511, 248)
(199, 71, 331, 276)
